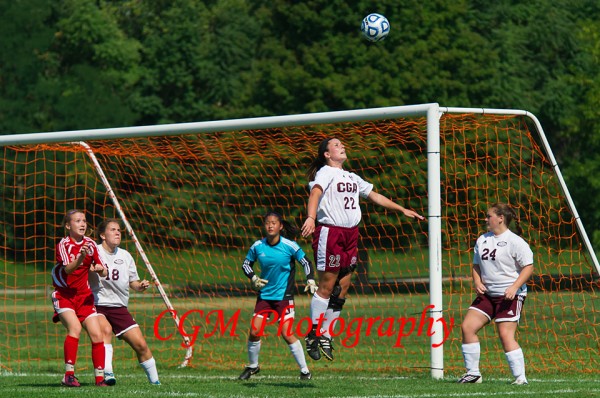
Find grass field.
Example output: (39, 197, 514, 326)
(2, 290, 600, 398)
(2, 250, 599, 398)
(2, 369, 600, 398)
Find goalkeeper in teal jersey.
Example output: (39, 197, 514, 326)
(238, 212, 316, 381)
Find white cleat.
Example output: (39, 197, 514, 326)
(511, 377, 528, 385)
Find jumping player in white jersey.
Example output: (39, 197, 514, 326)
(300, 138, 425, 361)
(458, 203, 534, 385)
(89, 219, 160, 385)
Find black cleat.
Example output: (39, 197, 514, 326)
(318, 335, 334, 361)
(300, 371, 312, 380)
(238, 366, 260, 380)
(457, 373, 482, 383)
(305, 331, 321, 360)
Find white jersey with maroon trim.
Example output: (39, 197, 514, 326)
(52, 236, 106, 294)
(473, 229, 534, 297)
(90, 244, 140, 307)
(309, 165, 373, 228)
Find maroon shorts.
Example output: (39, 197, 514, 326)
(312, 225, 359, 272)
(469, 294, 526, 322)
(96, 305, 139, 337)
(52, 290, 97, 323)
(253, 298, 295, 321)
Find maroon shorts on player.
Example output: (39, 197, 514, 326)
(52, 290, 97, 323)
(96, 305, 139, 337)
(253, 298, 295, 321)
(468, 293, 526, 322)
(312, 224, 359, 272)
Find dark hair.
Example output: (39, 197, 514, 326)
(63, 209, 85, 227)
(490, 203, 523, 236)
(96, 218, 122, 243)
(264, 211, 299, 239)
(307, 138, 335, 181)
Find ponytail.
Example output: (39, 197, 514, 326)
(490, 203, 523, 236)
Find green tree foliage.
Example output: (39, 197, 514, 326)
(0, 0, 56, 134)
(559, 16, 600, 245)
(108, 0, 260, 124)
(1, 0, 600, 249)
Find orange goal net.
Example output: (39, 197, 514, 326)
(0, 110, 598, 376)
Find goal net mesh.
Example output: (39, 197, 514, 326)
(0, 113, 597, 375)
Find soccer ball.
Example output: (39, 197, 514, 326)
(361, 13, 390, 42)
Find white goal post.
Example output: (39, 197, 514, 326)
(1, 103, 597, 378)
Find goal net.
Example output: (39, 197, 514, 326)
(0, 106, 597, 377)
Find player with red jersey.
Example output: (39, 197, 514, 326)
(51, 209, 109, 387)
(300, 138, 425, 361)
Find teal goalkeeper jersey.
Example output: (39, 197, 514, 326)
(245, 237, 307, 301)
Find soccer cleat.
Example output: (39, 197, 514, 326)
(104, 371, 116, 386)
(61, 374, 81, 387)
(305, 331, 321, 361)
(300, 371, 312, 380)
(457, 373, 482, 383)
(95, 380, 110, 387)
(511, 377, 528, 385)
(151, 380, 162, 385)
(238, 366, 260, 380)
(318, 335, 334, 361)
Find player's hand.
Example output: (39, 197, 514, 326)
(504, 285, 518, 300)
(475, 282, 487, 295)
(304, 279, 318, 295)
(251, 275, 268, 291)
(301, 218, 315, 237)
(403, 209, 426, 221)
(89, 263, 105, 273)
(79, 242, 94, 259)
(139, 279, 150, 291)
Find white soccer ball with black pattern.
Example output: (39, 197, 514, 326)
(361, 13, 390, 42)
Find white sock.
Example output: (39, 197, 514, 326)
(288, 340, 308, 373)
(139, 357, 159, 384)
(462, 342, 481, 376)
(247, 340, 261, 368)
(104, 344, 114, 373)
(310, 293, 330, 328)
(322, 309, 341, 338)
(505, 348, 526, 380)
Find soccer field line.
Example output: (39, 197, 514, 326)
(341, 391, 600, 398)
(2, 373, 599, 398)
(0, 371, 592, 384)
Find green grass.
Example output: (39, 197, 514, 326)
(2, 248, 599, 398)
(2, 290, 600, 398)
(2, 368, 600, 397)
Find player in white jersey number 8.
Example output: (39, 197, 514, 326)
(89, 219, 161, 385)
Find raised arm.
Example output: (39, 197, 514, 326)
(366, 191, 425, 220)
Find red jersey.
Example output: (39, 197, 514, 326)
(52, 236, 106, 294)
